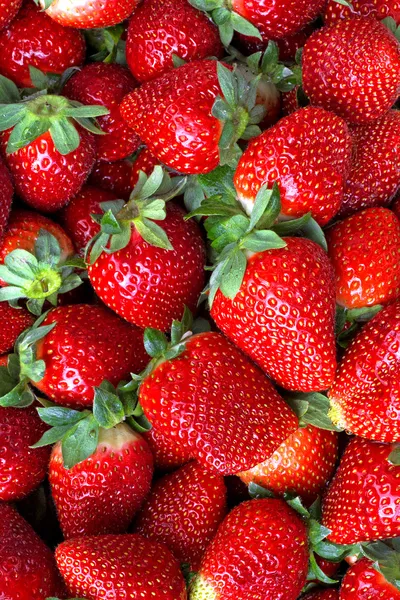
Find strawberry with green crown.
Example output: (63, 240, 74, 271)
(340, 552, 400, 599)
(36, 0, 141, 28)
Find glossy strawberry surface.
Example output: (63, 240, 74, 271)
(211, 237, 337, 392)
(88, 158, 134, 199)
(144, 424, 192, 471)
(139, 331, 298, 475)
(324, 0, 400, 24)
(0, 0, 22, 30)
(340, 558, 400, 599)
(42, 0, 141, 28)
(0, 303, 33, 354)
(0, 157, 13, 240)
(322, 437, 400, 544)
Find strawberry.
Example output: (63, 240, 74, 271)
(144, 424, 192, 471)
(0, 303, 33, 354)
(129, 147, 161, 188)
(302, 17, 400, 124)
(55, 534, 187, 599)
(120, 60, 266, 174)
(340, 557, 400, 599)
(234, 106, 352, 225)
(49, 423, 153, 539)
(0, 156, 13, 239)
(126, 0, 223, 83)
(237, 22, 316, 62)
(0, 0, 22, 31)
(339, 111, 400, 217)
(86, 167, 206, 331)
(393, 193, 400, 219)
(138, 320, 298, 475)
(324, 0, 400, 25)
(135, 461, 227, 569)
(303, 590, 339, 599)
(0, 403, 50, 500)
(63, 62, 141, 162)
(0, 1, 85, 88)
(0, 502, 66, 599)
(88, 158, 134, 199)
(38, 0, 140, 28)
(190, 498, 309, 599)
(239, 425, 339, 504)
(321, 437, 400, 544)
(329, 301, 400, 441)
(326, 208, 400, 309)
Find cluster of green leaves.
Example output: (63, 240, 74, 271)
(85, 24, 127, 64)
(245, 42, 300, 92)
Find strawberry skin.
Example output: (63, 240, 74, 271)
(56, 534, 187, 599)
(234, 106, 352, 225)
(1, 128, 97, 212)
(329, 301, 400, 442)
(88, 158, 134, 199)
(239, 426, 339, 504)
(50, 423, 154, 539)
(88, 202, 206, 331)
(0, 404, 50, 500)
(303, 590, 339, 600)
(322, 437, 400, 544)
(326, 208, 400, 309)
(211, 237, 337, 392)
(126, 0, 223, 82)
(130, 147, 160, 188)
(41, 0, 140, 28)
(34, 304, 148, 408)
(120, 60, 224, 174)
(190, 498, 308, 600)
(0, 303, 33, 354)
(139, 331, 298, 475)
(324, 0, 400, 25)
(63, 62, 141, 162)
(135, 461, 227, 569)
(144, 424, 192, 471)
(339, 111, 400, 217)
(0, 0, 22, 31)
(0, 0, 85, 88)
(0, 156, 13, 240)
(0, 502, 66, 599)
(302, 17, 400, 124)
(340, 558, 400, 599)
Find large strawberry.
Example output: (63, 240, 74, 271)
(120, 60, 266, 174)
(135, 461, 227, 569)
(324, 0, 400, 25)
(329, 301, 400, 441)
(190, 498, 309, 600)
(321, 437, 400, 544)
(0, 1, 85, 88)
(126, 0, 223, 82)
(338, 111, 400, 217)
(38, 0, 140, 28)
(340, 556, 400, 599)
(56, 534, 187, 599)
(49, 423, 153, 539)
(63, 62, 141, 162)
(234, 106, 352, 225)
(0, 302, 33, 354)
(326, 208, 400, 309)
(302, 17, 400, 124)
(0, 0, 22, 31)
(0, 156, 13, 239)
(86, 167, 206, 331)
(0, 502, 66, 599)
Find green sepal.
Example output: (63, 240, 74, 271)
(286, 393, 343, 432)
(62, 416, 100, 469)
(244, 42, 298, 92)
(308, 552, 338, 585)
(188, 0, 261, 45)
(0, 75, 21, 104)
(332, 0, 354, 6)
(85, 24, 127, 65)
(383, 17, 400, 41)
(248, 482, 275, 499)
(389, 445, 400, 465)
(336, 304, 383, 348)
(360, 538, 400, 590)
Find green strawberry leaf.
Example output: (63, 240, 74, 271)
(143, 329, 169, 358)
(286, 393, 343, 432)
(388, 445, 400, 465)
(92, 383, 125, 429)
(37, 405, 88, 427)
(248, 482, 275, 499)
(62, 415, 100, 469)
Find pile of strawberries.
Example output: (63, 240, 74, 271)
(0, 0, 399, 598)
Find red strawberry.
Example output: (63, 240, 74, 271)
(144, 424, 192, 471)
(88, 158, 134, 199)
(324, 0, 400, 25)
(340, 558, 400, 599)
(0, 502, 66, 599)
(0, 157, 13, 240)
(0, 303, 33, 354)
(139, 329, 298, 475)
(239, 425, 339, 504)
(39, 0, 141, 28)
(190, 498, 309, 599)
(303, 590, 339, 600)
(129, 147, 161, 188)
(126, 0, 223, 83)
(0, 1, 85, 88)
(326, 208, 400, 309)
(234, 106, 352, 225)
(237, 22, 316, 61)
(0, 0, 22, 30)
(0, 404, 50, 500)
(339, 111, 400, 217)
(211, 237, 337, 392)
(135, 461, 227, 569)
(329, 301, 400, 441)
(393, 193, 400, 219)
(302, 17, 400, 124)
(49, 423, 153, 539)
(63, 62, 141, 162)
(56, 534, 187, 599)
(321, 437, 400, 544)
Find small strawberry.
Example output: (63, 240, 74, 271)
(135, 461, 227, 569)
(55, 534, 187, 599)
(303, 590, 339, 599)
(0, 303, 33, 354)
(0, 403, 50, 500)
(0, 1, 85, 88)
(329, 301, 400, 441)
(63, 62, 141, 162)
(302, 17, 400, 124)
(49, 422, 153, 539)
(190, 498, 309, 600)
(126, 0, 223, 83)
(234, 106, 352, 225)
(86, 167, 206, 331)
(0, 0, 22, 31)
(324, 0, 400, 25)
(0, 156, 13, 239)
(340, 556, 400, 599)
(144, 424, 192, 471)
(38, 0, 141, 29)
(0, 502, 66, 599)
(326, 208, 400, 309)
(321, 437, 400, 544)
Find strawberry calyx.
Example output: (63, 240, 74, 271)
(383, 17, 400, 41)
(285, 393, 343, 433)
(85, 166, 187, 263)
(85, 24, 127, 64)
(389, 445, 400, 465)
(0, 74, 109, 155)
(335, 304, 384, 349)
(359, 538, 400, 591)
(0, 229, 86, 316)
